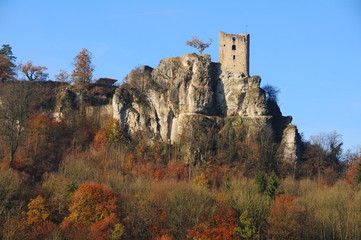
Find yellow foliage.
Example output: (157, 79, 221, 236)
(193, 173, 211, 187)
(25, 195, 50, 226)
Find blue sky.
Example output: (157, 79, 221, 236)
(1, 0, 360, 150)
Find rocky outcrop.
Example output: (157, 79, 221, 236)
(112, 53, 301, 162)
(277, 124, 302, 162)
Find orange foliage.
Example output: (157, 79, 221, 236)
(153, 169, 166, 181)
(22, 195, 56, 240)
(152, 234, 174, 240)
(20, 61, 48, 81)
(167, 161, 188, 180)
(345, 158, 361, 185)
(71, 48, 94, 85)
(30, 113, 52, 134)
(89, 213, 118, 240)
(63, 183, 117, 224)
(267, 194, 306, 240)
(188, 205, 237, 240)
(93, 129, 108, 148)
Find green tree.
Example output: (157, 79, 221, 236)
(265, 172, 279, 198)
(235, 210, 259, 240)
(255, 171, 267, 194)
(105, 118, 125, 143)
(355, 160, 361, 184)
(0, 44, 17, 82)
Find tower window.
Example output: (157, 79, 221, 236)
(233, 55, 236, 60)
(232, 36, 236, 41)
(232, 45, 236, 50)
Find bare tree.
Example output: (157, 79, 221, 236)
(125, 65, 153, 95)
(263, 84, 280, 103)
(186, 37, 213, 54)
(0, 82, 34, 166)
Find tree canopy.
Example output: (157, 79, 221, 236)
(0, 44, 17, 82)
(71, 48, 94, 86)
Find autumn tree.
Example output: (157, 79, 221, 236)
(301, 131, 343, 180)
(55, 69, 70, 82)
(0, 44, 17, 82)
(186, 37, 213, 54)
(61, 183, 120, 239)
(24, 195, 50, 226)
(23, 195, 56, 240)
(187, 205, 237, 240)
(20, 61, 49, 81)
(63, 183, 117, 224)
(267, 194, 306, 240)
(71, 48, 94, 86)
(235, 210, 259, 240)
(24, 113, 70, 178)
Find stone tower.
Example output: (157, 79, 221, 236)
(219, 31, 250, 77)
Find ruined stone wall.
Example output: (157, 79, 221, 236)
(219, 31, 249, 77)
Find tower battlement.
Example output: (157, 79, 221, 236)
(219, 31, 250, 77)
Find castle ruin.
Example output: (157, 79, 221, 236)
(219, 31, 250, 77)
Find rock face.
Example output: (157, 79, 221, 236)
(112, 53, 301, 162)
(277, 124, 302, 162)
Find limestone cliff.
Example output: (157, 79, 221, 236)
(112, 53, 301, 162)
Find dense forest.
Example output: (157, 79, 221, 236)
(0, 44, 361, 240)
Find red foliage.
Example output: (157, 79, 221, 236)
(167, 161, 188, 180)
(89, 213, 118, 240)
(61, 222, 89, 240)
(188, 205, 237, 240)
(93, 129, 108, 148)
(345, 158, 361, 185)
(267, 194, 306, 240)
(26, 221, 56, 240)
(153, 169, 166, 181)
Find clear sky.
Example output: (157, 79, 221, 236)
(1, 0, 360, 150)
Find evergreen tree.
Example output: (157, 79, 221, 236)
(355, 160, 361, 184)
(265, 171, 279, 198)
(255, 171, 267, 194)
(0, 44, 17, 82)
